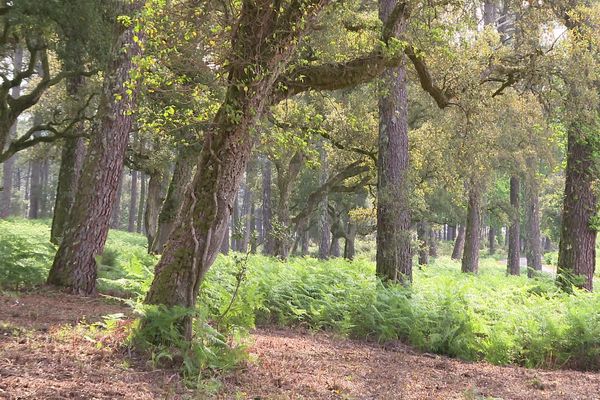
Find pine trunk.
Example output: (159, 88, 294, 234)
(144, 171, 166, 250)
(262, 158, 274, 255)
(507, 176, 520, 275)
(128, 169, 138, 232)
(318, 144, 330, 260)
(375, 2, 411, 283)
(137, 173, 146, 233)
(47, 3, 143, 294)
(525, 164, 542, 277)
(488, 226, 496, 255)
(461, 186, 482, 273)
(417, 221, 429, 266)
(557, 130, 598, 291)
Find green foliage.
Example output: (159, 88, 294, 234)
(0, 219, 55, 290)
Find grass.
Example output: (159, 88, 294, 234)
(2, 218, 600, 372)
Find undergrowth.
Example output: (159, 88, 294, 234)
(2, 219, 600, 372)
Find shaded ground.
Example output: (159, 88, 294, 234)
(2, 290, 600, 400)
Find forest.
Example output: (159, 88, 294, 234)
(0, 0, 599, 398)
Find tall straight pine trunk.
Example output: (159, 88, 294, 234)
(507, 176, 521, 275)
(375, 0, 411, 283)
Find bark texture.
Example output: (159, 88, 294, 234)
(462, 186, 482, 273)
(557, 130, 598, 291)
(525, 164, 542, 277)
(507, 176, 520, 275)
(47, 4, 143, 294)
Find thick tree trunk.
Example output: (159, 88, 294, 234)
(47, 3, 143, 294)
(417, 221, 429, 266)
(262, 158, 274, 255)
(488, 226, 496, 255)
(330, 236, 341, 258)
(153, 147, 195, 252)
(128, 169, 138, 232)
(144, 171, 167, 250)
(525, 164, 542, 277)
(137, 173, 146, 233)
(375, 4, 411, 283)
(507, 176, 520, 275)
(1, 47, 23, 219)
(462, 186, 482, 273)
(557, 130, 598, 291)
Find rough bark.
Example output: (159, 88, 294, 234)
(557, 130, 598, 291)
(50, 75, 86, 244)
(128, 169, 138, 232)
(1, 47, 23, 218)
(461, 186, 482, 273)
(47, 3, 143, 294)
(375, 0, 411, 283)
(525, 163, 542, 277)
(152, 147, 195, 252)
(507, 176, 520, 275)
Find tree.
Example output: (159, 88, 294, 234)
(47, 1, 143, 294)
(507, 175, 520, 275)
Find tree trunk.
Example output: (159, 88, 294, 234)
(557, 130, 598, 291)
(153, 146, 195, 252)
(300, 229, 310, 256)
(428, 226, 438, 257)
(240, 163, 255, 253)
(507, 176, 520, 275)
(128, 169, 138, 232)
(231, 193, 241, 251)
(250, 202, 257, 253)
(28, 156, 42, 219)
(221, 216, 230, 254)
(344, 222, 357, 260)
(462, 185, 482, 273)
(111, 174, 123, 229)
(262, 157, 274, 255)
(488, 226, 496, 255)
(1, 47, 23, 219)
(273, 152, 304, 258)
(330, 236, 341, 258)
(452, 225, 465, 260)
(47, 3, 143, 294)
(144, 171, 167, 250)
(318, 144, 330, 260)
(137, 173, 146, 233)
(417, 221, 429, 266)
(525, 163, 542, 277)
(375, 2, 411, 283)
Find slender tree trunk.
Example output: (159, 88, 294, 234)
(250, 202, 257, 253)
(525, 163, 542, 277)
(262, 157, 274, 255)
(47, 3, 143, 294)
(300, 229, 310, 256)
(1, 47, 23, 218)
(344, 222, 357, 260)
(231, 193, 241, 251)
(240, 164, 255, 252)
(488, 226, 496, 255)
(137, 172, 146, 233)
(28, 156, 42, 219)
(128, 169, 138, 232)
(417, 221, 429, 266)
(429, 226, 438, 257)
(318, 144, 330, 260)
(462, 185, 482, 273)
(557, 130, 598, 291)
(507, 176, 520, 275)
(111, 174, 123, 229)
(221, 216, 230, 254)
(144, 171, 167, 250)
(452, 225, 465, 260)
(375, 1, 411, 283)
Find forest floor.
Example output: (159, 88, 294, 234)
(2, 290, 600, 400)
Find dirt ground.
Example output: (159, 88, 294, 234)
(2, 290, 600, 400)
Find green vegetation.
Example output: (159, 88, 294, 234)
(2, 219, 600, 372)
